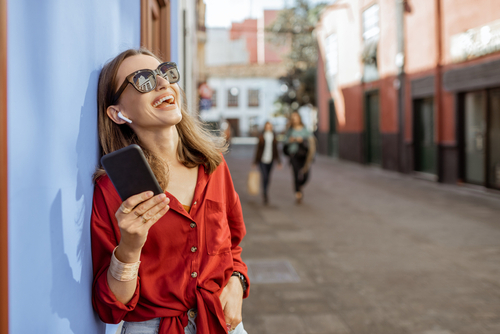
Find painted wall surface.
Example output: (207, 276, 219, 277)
(206, 28, 249, 66)
(7, 1, 140, 333)
(405, 0, 437, 73)
(203, 77, 282, 135)
(378, 0, 397, 77)
(442, 0, 500, 65)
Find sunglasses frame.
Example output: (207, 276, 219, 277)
(111, 62, 180, 105)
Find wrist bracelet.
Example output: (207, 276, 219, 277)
(109, 247, 141, 282)
(231, 271, 247, 292)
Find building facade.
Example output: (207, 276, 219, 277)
(202, 10, 288, 136)
(316, 0, 500, 189)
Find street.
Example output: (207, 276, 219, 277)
(225, 144, 500, 334)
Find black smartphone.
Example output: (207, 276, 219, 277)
(100, 144, 163, 201)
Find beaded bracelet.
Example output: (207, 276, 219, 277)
(108, 247, 141, 282)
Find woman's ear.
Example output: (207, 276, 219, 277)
(107, 105, 132, 124)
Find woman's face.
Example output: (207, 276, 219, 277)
(110, 54, 182, 129)
(291, 113, 300, 126)
(264, 122, 273, 132)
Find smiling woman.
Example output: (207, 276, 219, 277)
(91, 48, 250, 334)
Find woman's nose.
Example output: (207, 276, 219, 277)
(155, 75, 170, 90)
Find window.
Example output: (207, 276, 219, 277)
(324, 33, 338, 90)
(248, 89, 260, 107)
(211, 90, 217, 108)
(141, 0, 171, 60)
(362, 4, 380, 42)
(362, 4, 380, 82)
(227, 88, 239, 107)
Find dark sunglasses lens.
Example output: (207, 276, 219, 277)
(159, 64, 180, 83)
(132, 71, 155, 93)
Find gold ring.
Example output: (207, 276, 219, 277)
(141, 216, 148, 224)
(119, 203, 132, 214)
(133, 211, 141, 218)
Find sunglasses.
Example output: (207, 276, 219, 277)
(111, 62, 180, 105)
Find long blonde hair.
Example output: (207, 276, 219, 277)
(95, 48, 227, 189)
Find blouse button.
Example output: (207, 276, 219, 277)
(191, 272, 198, 278)
(191, 246, 198, 253)
(193, 201, 197, 205)
(190, 222, 197, 228)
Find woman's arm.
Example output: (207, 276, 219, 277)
(91, 180, 169, 322)
(218, 158, 249, 329)
(107, 191, 170, 304)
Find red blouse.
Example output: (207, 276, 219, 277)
(91, 156, 249, 334)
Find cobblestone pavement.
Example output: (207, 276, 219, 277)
(225, 144, 500, 334)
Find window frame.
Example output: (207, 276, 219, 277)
(227, 88, 239, 108)
(248, 89, 260, 108)
(141, 0, 171, 60)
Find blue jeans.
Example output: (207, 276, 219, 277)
(120, 309, 248, 334)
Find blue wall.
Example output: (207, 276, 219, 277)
(170, 0, 179, 64)
(7, 1, 140, 333)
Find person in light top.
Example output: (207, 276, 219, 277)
(253, 121, 282, 205)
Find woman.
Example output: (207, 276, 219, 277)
(253, 121, 282, 204)
(91, 49, 249, 334)
(284, 111, 315, 204)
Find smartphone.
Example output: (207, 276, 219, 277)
(100, 144, 164, 201)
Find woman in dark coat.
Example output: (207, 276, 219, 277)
(253, 121, 282, 204)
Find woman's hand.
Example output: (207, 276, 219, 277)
(219, 276, 244, 331)
(115, 191, 170, 262)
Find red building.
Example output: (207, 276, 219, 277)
(316, 0, 500, 189)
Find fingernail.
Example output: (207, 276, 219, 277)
(159, 193, 166, 199)
(147, 191, 153, 197)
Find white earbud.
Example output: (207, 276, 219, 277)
(117, 112, 132, 124)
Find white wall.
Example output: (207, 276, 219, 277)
(205, 28, 249, 66)
(202, 77, 282, 135)
(7, 1, 140, 333)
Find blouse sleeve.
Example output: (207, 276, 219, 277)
(221, 158, 250, 298)
(91, 178, 141, 323)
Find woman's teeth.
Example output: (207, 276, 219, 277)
(153, 95, 174, 107)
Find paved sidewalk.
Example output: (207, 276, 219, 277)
(225, 144, 500, 334)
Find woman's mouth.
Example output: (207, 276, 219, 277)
(152, 95, 175, 108)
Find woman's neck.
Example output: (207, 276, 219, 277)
(135, 126, 180, 165)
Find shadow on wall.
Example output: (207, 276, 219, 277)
(50, 70, 105, 333)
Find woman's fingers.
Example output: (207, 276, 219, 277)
(143, 201, 170, 229)
(116, 193, 169, 254)
(132, 193, 168, 217)
(140, 196, 169, 221)
(122, 191, 154, 211)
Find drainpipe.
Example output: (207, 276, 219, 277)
(435, 0, 443, 181)
(396, 0, 406, 172)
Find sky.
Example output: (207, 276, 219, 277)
(205, 0, 331, 28)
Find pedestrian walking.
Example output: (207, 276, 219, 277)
(283, 111, 316, 204)
(253, 121, 282, 205)
(91, 48, 249, 334)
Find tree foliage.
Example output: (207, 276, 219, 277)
(267, 0, 328, 115)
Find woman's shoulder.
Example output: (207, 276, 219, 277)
(94, 174, 118, 197)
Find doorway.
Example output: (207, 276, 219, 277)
(460, 88, 500, 189)
(365, 91, 381, 165)
(413, 98, 436, 175)
(328, 99, 338, 158)
(463, 91, 486, 185)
